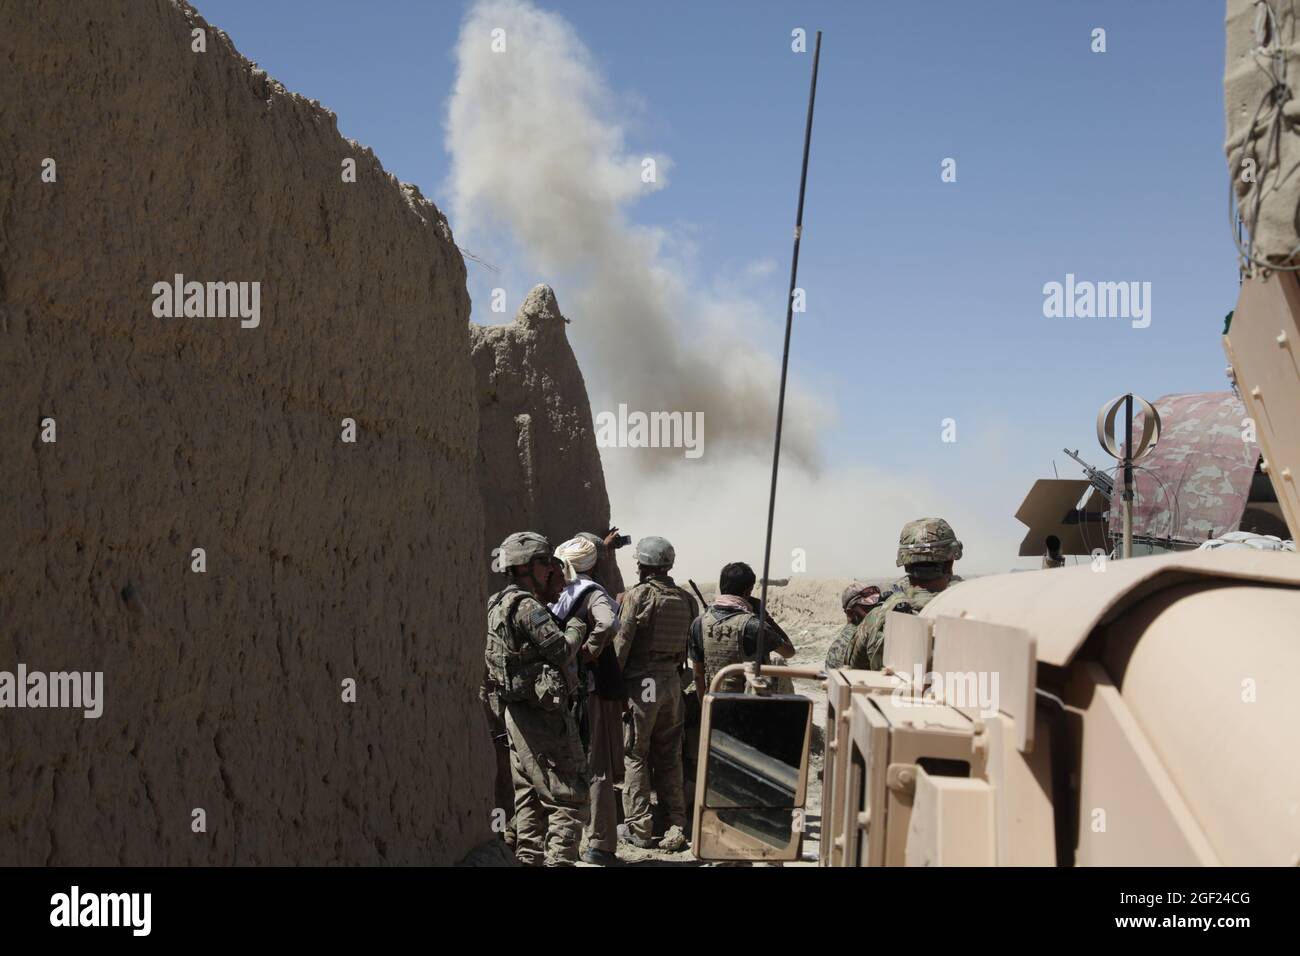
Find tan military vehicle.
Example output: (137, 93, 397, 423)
(693, 538, 1300, 866)
(690, 0, 1300, 867)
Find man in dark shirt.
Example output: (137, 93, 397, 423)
(688, 562, 795, 696)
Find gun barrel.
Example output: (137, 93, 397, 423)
(1064, 448, 1115, 498)
(688, 579, 708, 613)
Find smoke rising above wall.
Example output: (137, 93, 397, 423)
(445, 0, 1025, 581)
(445, 0, 827, 472)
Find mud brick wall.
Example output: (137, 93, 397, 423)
(0, 0, 493, 864)
(471, 285, 624, 595)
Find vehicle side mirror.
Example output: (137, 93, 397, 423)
(691, 692, 813, 862)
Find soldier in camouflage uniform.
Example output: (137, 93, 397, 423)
(846, 518, 963, 671)
(613, 536, 698, 853)
(485, 532, 590, 866)
(824, 582, 884, 670)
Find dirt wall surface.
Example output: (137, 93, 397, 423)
(0, 0, 494, 864)
(471, 284, 624, 593)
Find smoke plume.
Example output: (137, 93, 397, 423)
(445, 0, 826, 470)
(446, 0, 1022, 582)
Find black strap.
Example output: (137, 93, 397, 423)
(557, 580, 601, 624)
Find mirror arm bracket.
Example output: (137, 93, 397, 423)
(708, 662, 825, 695)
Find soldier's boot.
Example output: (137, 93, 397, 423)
(617, 823, 655, 849)
(581, 847, 620, 866)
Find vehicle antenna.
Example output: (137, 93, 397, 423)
(757, 31, 822, 678)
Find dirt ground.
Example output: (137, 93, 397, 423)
(466, 578, 873, 867)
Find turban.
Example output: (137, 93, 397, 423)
(555, 536, 599, 582)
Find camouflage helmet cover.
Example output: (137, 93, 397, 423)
(841, 581, 883, 612)
(896, 517, 962, 567)
(493, 531, 552, 571)
(635, 535, 675, 569)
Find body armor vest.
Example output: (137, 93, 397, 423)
(857, 585, 944, 671)
(701, 608, 767, 693)
(626, 576, 694, 671)
(485, 586, 561, 706)
(887, 584, 940, 617)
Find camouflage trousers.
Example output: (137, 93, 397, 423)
(505, 702, 590, 866)
(584, 694, 625, 853)
(622, 669, 686, 842)
(481, 695, 516, 845)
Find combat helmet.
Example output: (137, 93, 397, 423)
(635, 535, 675, 569)
(841, 581, 883, 613)
(896, 517, 962, 568)
(492, 531, 552, 572)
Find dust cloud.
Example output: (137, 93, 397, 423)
(446, 0, 826, 470)
(446, 0, 1017, 584)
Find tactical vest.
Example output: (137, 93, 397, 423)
(485, 586, 563, 707)
(858, 585, 943, 671)
(887, 584, 940, 617)
(701, 608, 765, 693)
(626, 576, 694, 671)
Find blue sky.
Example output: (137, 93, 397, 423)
(197, 0, 1237, 574)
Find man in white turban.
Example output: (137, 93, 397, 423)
(550, 535, 623, 865)
(554, 535, 599, 584)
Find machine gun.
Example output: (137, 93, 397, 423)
(1063, 447, 1115, 500)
